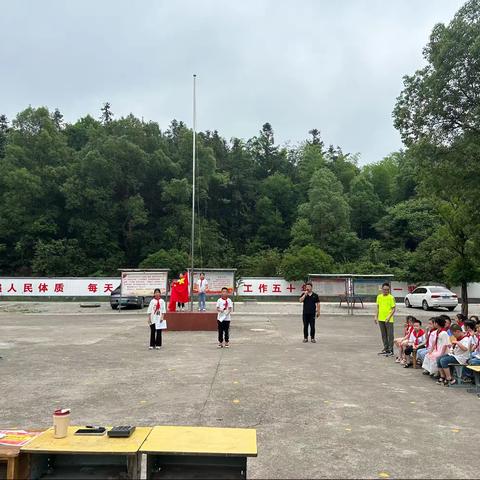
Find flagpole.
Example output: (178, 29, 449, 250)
(190, 74, 196, 312)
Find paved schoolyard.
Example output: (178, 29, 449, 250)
(1, 306, 479, 479)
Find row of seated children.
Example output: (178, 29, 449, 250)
(393, 314, 480, 386)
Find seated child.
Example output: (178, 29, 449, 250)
(464, 320, 476, 340)
(456, 313, 467, 331)
(422, 317, 450, 376)
(403, 319, 425, 368)
(443, 316, 452, 336)
(416, 318, 434, 367)
(436, 324, 471, 386)
(394, 315, 415, 363)
(465, 321, 480, 379)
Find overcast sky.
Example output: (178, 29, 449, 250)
(1, 0, 465, 164)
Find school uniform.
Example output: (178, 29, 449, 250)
(422, 329, 450, 374)
(437, 336, 471, 369)
(416, 329, 433, 364)
(147, 298, 166, 348)
(404, 329, 426, 356)
(216, 297, 233, 344)
(466, 335, 480, 376)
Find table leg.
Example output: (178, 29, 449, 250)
(7, 457, 17, 480)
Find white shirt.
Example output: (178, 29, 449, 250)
(216, 297, 233, 322)
(434, 331, 450, 353)
(449, 336, 471, 365)
(197, 278, 209, 293)
(408, 330, 426, 346)
(148, 298, 166, 329)
(147, 298, 166, 317)
(472, 335, 480, 354)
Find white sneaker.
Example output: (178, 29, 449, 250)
(155, 346, 161, 350)
(148, 347, 154, 350)
(218, 343, 223, 348)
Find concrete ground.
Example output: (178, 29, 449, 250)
(1, 304, 479, 479)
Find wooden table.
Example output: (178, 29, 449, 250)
(20, 426, 151, 479)
(140, 426, 257, 479)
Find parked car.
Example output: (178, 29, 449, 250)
(404, 285, 458, 311)
(110, 286, 149, 309)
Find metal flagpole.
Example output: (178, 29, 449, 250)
(190, 74, 197, 311)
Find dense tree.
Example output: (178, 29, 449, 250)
(0, 105, 429, 281)
(348, 175, 383, 239)
(139, 249, 189, 278)
(0, 114, 8, 158)
(281, 246, 334, 281)
(393, 0, 480, 313)
(298, 168, 350, 250)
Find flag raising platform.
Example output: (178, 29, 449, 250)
(164, 311, 218, 331)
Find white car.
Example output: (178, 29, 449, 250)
(404, 285, 458, 311)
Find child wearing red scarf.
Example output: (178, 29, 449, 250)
(416, 318, 434, 368)
(394, 316, 415, 363)
(403, 319, 425, 368)
(422, 317, 450, 375)
(456, 313, 467, 331)
(216, 287, 233, 348)
(147, 288, 166, 350)
(436, 324, 471, 386)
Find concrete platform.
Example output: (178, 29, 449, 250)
(165, 311, 217, 331)
(1, 307, 479, 479)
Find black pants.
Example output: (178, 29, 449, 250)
(303, 313, 316, 339)
(218, 320, 230, 343)
(404, 345, 414, 356)
(177, 302, 185, 308)
(150, 324, 162, 347)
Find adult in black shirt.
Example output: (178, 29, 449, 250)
(299, 282, 320, 343)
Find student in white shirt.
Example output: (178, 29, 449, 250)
(147, 288, 166, 350)
(416, 318, 434, 367)
(402, 319, 426, 368)
(422, 317, 450, 376)
(216, 287, 233, 348)
(197, 273, 209, 311)
(436, 324, 471, 386)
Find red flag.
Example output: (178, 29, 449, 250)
(176, 273, 189, 303)
(168, 282, 178, 312)
(168, 273, 189, 311)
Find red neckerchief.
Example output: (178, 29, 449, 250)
(155, 298, 161, 313)
(426, 329, 433, 348)
(434, 328, 447, 349)
(224, 299, 229, 310)
(404, 325, 414, 336)
(458, 321, 464, 328)
(412, 329, 425, 346)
